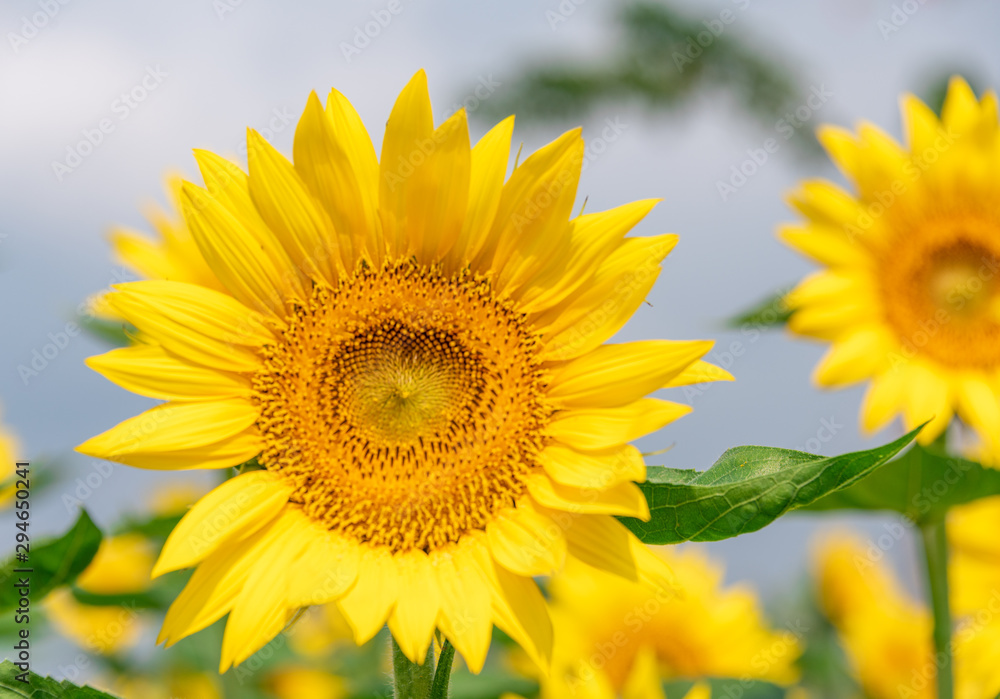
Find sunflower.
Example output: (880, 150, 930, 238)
(524, 547, 799, 699)
(814, 534, 1000, 699)
(781, 77, 1000, 461)
(78, 70, 731, 673)
(44, 534, 156, 655)
(0, 403, 22, 508)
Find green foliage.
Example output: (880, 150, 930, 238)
(0, 660, 119, 698)
(472, 3, 819, 156)
(726, 288, 794, 328)
(0, 510, 102, 612)
(621, 428, 920, 544)
(78, 316, 131, 348)
(803, 442, 1000, 524)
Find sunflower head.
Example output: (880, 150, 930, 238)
(781, 76, 1000, 461)
(78, 71, 730, 673)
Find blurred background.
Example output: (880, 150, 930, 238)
(0, 0, 996, 694)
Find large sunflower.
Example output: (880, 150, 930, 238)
(78, 71, 730, 672)
(782, 77, 1000, 461)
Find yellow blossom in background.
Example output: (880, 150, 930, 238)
(948, 495, 1000, 614)
(100, 671, 222, 699)
(527, 547, 799, 699)
(44, 534, 156, 655)
(78, 70, 733, 673)
(781, 76, 1000, 462)
(264, 666, 348, 699)
(814, 533, 1000, 699)
(286, 603, 356, 658)
(0, 403, 22, 508)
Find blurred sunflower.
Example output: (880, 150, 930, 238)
(0, 403, 22, 507)
(782, 77, 1000, 461)
(78, 70, 731, 672)
(814, 534, 1000, 699)
(524, 547, 799, 698)
(948, 495, 1000, 614)
(44, 533, 156, 655)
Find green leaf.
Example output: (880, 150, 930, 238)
(0, 660, 120, 698)
(112, 512, 183, 539)
(620, 428, 920, 544)
(803, 442, 1000, 524)
(78, 316, 132, 348)
(0, 510, 102, 611)
(726, 288, 794, 328)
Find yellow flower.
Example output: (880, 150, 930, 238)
(78, 70, 731, 673)
(264, 666, 348, 699)
(949, 495, 1000, 615)
(781, 76, 1000, 461)
(286, 603, 355, 658)
(530, 547, 799, 699)
(814, 533, 1000, 699)
(44, 534, 156, 654)
(0, 403, 22, 508)
(100, 671, 222, 699)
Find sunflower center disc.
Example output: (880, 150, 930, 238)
(253, 262, 550, 553)
(881, 222, 1000, 369)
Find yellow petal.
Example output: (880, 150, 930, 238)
(106, 280, 272, 372)
(813, 326, 892, 387)
(153, 470, 291, 577)
(159, 510, 296, 646)
(193, 150, 309, 301)
(547, 399, 691, 451)
(86, 345, 252, 402)
(220, 509, 313, 671)
(387, 549, 441, 663)
(942, 76, 982, 137)
(77, 399, 261, 470)
(956, 376, 1000, 437)
(487, 129, 584, 296)
(516, 199, 660, 314)
(903, 362, 953, 443)
(537, 234, 678, 361)
(527, 474, 649, 520)
(337, 546, 399, 645)
(446, 116, 514, 271)
(486, 503, 566, 576)
(554, 511, 640, 584)
(323, 87, 383, 265)
(547, 339, 714, 408)
(901, 94, 944, 156)
(622, 644, 667, 699)
(379, 70, 435, 258)
(468, 533, 552, 669)
(247, 129, 340, 286)
(287, 529, 360, 607)
(860, 368, 906, 433)
(661, 360, 734, 388)
(537, 443, 646, 489)
(433, 543, 493, 674)
(293, 92, 365, 267)
(778, 224, 869, 268)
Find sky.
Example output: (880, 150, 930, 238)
(1, 0, 997, 674)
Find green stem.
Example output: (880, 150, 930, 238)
(429, 640, 456, 699)
(392, 637, 435, 699)
(920, 519, 953, 699)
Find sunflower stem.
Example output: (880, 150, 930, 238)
(429, 640, 456, 699)
(392, 637, 435, 699)
(920, 519, 954, 699)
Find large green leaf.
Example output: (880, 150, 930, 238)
(803, 442, 1000, 524)
(621, 428, 920, 544)
(0, 660, 119, 698)
(0, 510, 102, 611)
